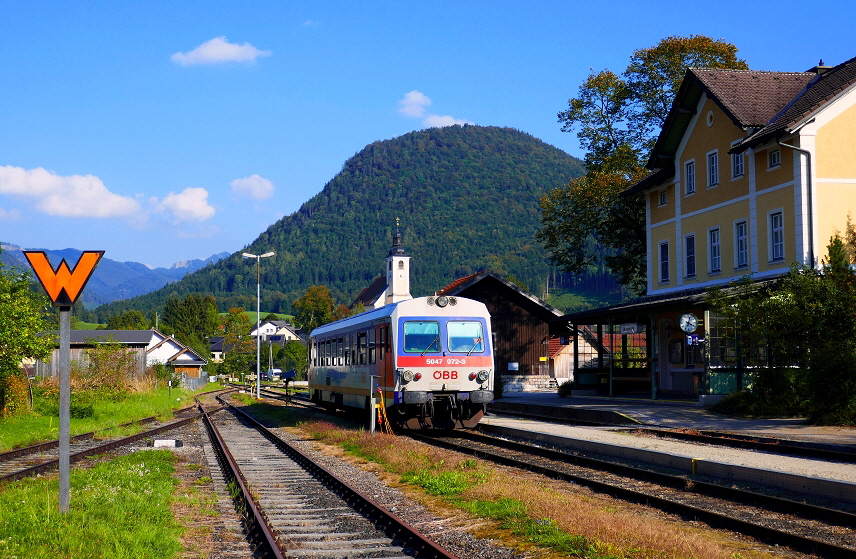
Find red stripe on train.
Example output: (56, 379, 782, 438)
(396, 355, 493, 367)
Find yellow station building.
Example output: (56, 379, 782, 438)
(560, 55, 856, 401)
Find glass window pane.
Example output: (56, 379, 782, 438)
(448, 321, 484, 353)
(403, 321, 440, 353)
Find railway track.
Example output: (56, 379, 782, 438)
(631, 427, 856, 463)
(0, 403, 212, 483)
(204, 394, 458, 559)
(409, 430, 856, 559)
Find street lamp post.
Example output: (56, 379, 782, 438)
(242, 251, 275, 399)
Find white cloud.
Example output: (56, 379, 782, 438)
(423, 114, 471, 128)
(171, 36, 272, 66)
(0, 206, 20, 220)
(398, 90, 432, 118)
(230, 174, 274, 200)
(397, 91, 473, 128)
(156, 187, 215, 223)
(0, 165, 141, 218)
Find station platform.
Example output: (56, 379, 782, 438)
(484, 392, 856, 503)
(489, 391, 856, 447)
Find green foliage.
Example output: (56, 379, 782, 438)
(708, 236, 856, 425)
(0, 250, 54, 416)
(161, 293, 219, 350)
(292, 285, 335, 333)
(219, 308, 255, 379)
(0, 450, 182, 559)
(276, 340, 308, 376)
(557, 379, 574, 397)
(105, 309, 150, 330)
(89, 125, 588, 319)
(460, 499, 595, 556)
(543, 36, 748, 292)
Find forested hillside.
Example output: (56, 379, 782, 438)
(92, 125, 601, 319)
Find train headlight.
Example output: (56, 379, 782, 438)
(477, 370, 489, 383)
(436, 296, 449, 307)
(402, 370, 415, 382)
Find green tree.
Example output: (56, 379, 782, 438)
(0, 254, 54, 416)
(709, 236, 856, 425)
(219, 308, 254, 380)
(276, 341, 308, 377)
(106, 310, 150, 330)
(161, 294, 219, 349)
(292, 286, 336, 333)
(540, 36, 749, 293)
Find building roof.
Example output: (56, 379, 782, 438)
(736, 55, 856, 151)
(67, 330, 152, 345)
(629, 57, 856, 195)
(350, 275, 387, 308)
(692, 68, 815, 128)
(437, 270, 563, 319)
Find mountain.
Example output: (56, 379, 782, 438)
(90, 125, 590, 319)
(0, 243, 229, 307)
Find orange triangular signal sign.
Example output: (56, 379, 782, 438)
(24, 251, 104, 306)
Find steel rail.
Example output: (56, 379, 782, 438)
(219, 394, 460, 559)
(199, 402, 286, 559)
(636, 427, 856, 463)
(409, 431, 856, 559)
(0, 413, 205, 483)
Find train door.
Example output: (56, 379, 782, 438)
(376, 323, 393, 389)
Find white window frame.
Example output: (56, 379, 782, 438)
(684, 160, 696, 196)
(659, 189, 667, 206)
(685, 234, 696, 278)
(768, 148, 781, 169)
(731, 140, 744, 178)
(770, 210, 785, 261)
(709, 227, 721, 274)
(707, 150, 719, 188)
(734, 220, 748, 269)
(659, 241, 670, 283)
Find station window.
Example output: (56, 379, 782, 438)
(684, 161, 696, 195)
(685, 234, 696, 278)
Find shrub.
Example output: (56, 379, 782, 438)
(557, 380, 574, 397)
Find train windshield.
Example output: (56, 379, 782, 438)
(403, 321, 441, 353)
(447, 321, 484, 353)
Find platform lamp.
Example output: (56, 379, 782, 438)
(243, 251, 275, 399)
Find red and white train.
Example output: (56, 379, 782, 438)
(308, 295, 494, 429)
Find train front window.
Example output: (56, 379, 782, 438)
(403, 321, 440, 353)
(448, 321, 484, 353)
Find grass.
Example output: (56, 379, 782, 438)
(0, 383, 220, 452)
(300, 420, 777, 559)
(0, 450, 182, 559)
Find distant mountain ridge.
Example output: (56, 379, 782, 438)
(92, 125, 588, 319)
(0, 244, 229, 307)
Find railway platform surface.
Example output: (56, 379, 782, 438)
(482, 392, 856, 499)
(489, 391, 856, 446)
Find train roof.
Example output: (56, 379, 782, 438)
(310, 301, 399, 338)
(310, 296, 489, 338)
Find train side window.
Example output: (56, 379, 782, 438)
(403, 321, 441, 353)
(338, 337, 344, 365)
(358, 331, 367, 364)
(368, 329, 376, 364)
(448, 321, 484, 353)
(312, 341, 317, 366)
(344, 334, 351, 365)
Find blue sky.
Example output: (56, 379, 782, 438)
(1, 1, 854, 269)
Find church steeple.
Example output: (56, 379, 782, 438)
(385, 218, 412, 305)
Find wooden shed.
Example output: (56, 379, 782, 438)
(437, 272, 564, 390)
